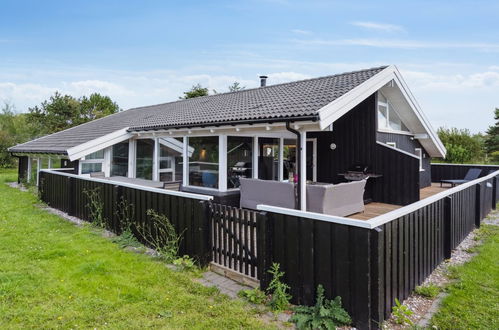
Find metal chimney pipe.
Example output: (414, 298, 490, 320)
(259, 75, 268, 87)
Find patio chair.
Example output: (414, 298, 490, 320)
(440, 168, 481, 187)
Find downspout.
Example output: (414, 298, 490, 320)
(285, 122, 301, 209)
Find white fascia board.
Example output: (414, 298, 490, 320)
(318, 65, 396, 130)
(317, 65, 446, 158)
(67, 128, 132, 161)
(391, 67, 446, 158)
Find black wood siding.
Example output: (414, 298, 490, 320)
(377, 132, 431, 188)
(17, 156, 29, 183)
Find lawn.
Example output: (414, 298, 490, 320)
(431, 224, 499, 329)
(0, 169, 271, 329)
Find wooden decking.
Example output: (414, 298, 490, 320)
(349, 183, 450, 220)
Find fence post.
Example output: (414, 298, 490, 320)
(443, 196, 452, 259)
(197, 201, 212, 267)
(257, 211, 272, 290)
(370, 227, 384, 329)
(475, 184, 482, 228)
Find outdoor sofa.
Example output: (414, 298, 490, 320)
(239, 178, 366, 217)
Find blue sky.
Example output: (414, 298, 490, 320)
(1, 0, 498, 132)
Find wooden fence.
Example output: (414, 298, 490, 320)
(39, 170, 212, 265)
(37, 166, 499, 329)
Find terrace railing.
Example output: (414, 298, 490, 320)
(37, 165, 499, 329)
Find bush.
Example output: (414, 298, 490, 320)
(238, 288, 267, 305)
(290, 284, 351, 329)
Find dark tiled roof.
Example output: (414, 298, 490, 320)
(9, 66, 387, 154)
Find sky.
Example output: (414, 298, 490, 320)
(0, 0, 498, 133)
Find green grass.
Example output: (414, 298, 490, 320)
(0, 169, 272, 329)
(414, 284, 441, 299)
(431, 225, 499, 329)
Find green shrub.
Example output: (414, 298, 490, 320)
(392, 298, 414, 326)
(290, 284, 351, 329)
(414, 284, 441, 299)
(266, 263, 291, 312)
(238, 288, 267, 305)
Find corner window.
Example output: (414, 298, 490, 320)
(188, 136, 219, 188)
(378, 92, 410, 133)
(158, 137, 184, 182)
(258, 138, 279, 181)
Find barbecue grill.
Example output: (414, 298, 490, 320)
(339, 164, 382, 181)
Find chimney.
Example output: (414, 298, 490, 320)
(259, 75, 268, 87)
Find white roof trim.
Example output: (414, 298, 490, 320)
(158, 137, 194, 157)
(317, 65, 446, 158)
(67, 128, 132, 161)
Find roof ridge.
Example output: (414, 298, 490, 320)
(126, 65, 389, 112)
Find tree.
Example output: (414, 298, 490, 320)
(26, 91, 120, 136)
(0, 103, 31, 167)
(437, 127, 485, 163)
(228, 81, 245, 92)
(79, 93, 120, 121)
(485, 108, 499, 162)
(180, 84, 209, 99)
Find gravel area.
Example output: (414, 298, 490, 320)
(383, 209, 499, 329)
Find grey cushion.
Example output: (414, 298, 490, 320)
(306, 180, 366, 217)
(239, 178, 295, 210)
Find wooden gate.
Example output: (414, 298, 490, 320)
(209, 203, 259, 279)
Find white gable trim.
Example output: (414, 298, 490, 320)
(67, 128, 133, 161)
(317, 65, 446, 158)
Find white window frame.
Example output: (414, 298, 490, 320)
(415, 148, 424, 171)
(377, 92, 411, 135)
(79, 150, 106, 176)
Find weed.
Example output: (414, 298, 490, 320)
(112, 196, 139, 247)
(136, 209, 183, 262)
(266, 263, 291, 312)
(414, 284, 441, 299)
(173, 255, 197, 272)
(392, 298, 414, 326)
(83, 187, 105, 228)
(290, 284, 351, 329)
(238, 288, 267, 305)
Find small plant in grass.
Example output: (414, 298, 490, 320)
(173, 255, 197, 272)
(266, 263, 291, 312)
(136, 209, 183, 263)
(290, 284, 351, 329)
(83, 187, 106, 228)
(112, 197, 140, 247)
(414, 284, 441, 299)
(238, 288, 268, 305)
(392, 298, 414, 326)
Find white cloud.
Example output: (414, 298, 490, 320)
(402, 70, 499, 90)
(351, 21, 404, 32)
(291, 29, 312, 35)
(293, 38, 499, 51)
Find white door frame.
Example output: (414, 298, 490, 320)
(306, 138, 317, 182)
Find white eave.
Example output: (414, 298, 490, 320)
(317, 65, 446, 158)
(67, 128, 133, 161)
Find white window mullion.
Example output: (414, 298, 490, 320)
(128, 139, 135, 178)
(27, 157, 32, 182)
(183, 137, 188, 187)
(252, 136, 259, 179)
(219, 135, 227, 192)
(103, 147, 111, 177)
(152, 138, 159, 181)
(299, 131, 307, 211)
(278, 137, 284, 181)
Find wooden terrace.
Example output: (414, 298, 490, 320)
(349, 183, 450, 220)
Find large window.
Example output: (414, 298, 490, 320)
(136, 139, 154, 180)
(258, 138, 279, 180)
(227, 136, 253, 188)
(158, 137, 183, 182)
(188, 136, 219, 188)
(111, 141, 129, 177)
(378, 92, 409, 132)
(80, 150, 105, 175)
